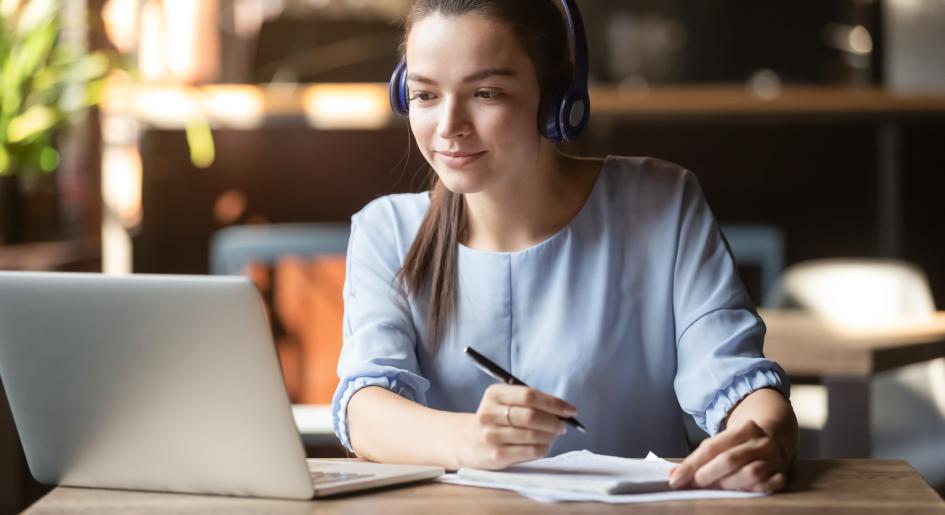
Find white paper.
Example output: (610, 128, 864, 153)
(437, 450, 765, 504)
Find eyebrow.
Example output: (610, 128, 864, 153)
(406, 68, 517, 85)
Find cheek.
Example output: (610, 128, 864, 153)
(408, 113, 436, 158)
(469, 101, 540, 154)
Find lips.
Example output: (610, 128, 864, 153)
(436, 150, 486, 167)
(438, 151, 485, 158)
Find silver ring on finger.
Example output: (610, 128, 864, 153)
(506, 405, 514, 427)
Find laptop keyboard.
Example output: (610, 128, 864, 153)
(310, 471, 375, 485)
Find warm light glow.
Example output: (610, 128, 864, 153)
(747, 69, 782, 101)
(163, 0, 219, 83)
(303, 84, 391, 129)
(214, 190, 248, 224)
(825, 23, 874, 56)
(199, 86, 265, 128)
(102, 145, 143, 228)
(138, 0, 166, 81)
(101, 114, 140, 146)
(102, 0, 140, 53)
(132, 87, 201, 126)
(0, 0, 22, 18)
(784, 262, 936, 331)
(791, 385, 827, 430)
(136, 0, 220, 83)
(99, 70, 135, 115)
(849, 25, 874, 55)
(102, 216, 133, 275)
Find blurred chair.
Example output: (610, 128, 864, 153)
(719, 224, 785, 304)
(764, 258, 945, 489)
(210, 223, 350, 276)
(210, 223, 350, 405)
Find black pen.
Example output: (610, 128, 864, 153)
(464, 346, 587, 433)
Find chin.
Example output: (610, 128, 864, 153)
(434, 168, 488, 195)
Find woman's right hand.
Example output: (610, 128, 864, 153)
(456, 384, 578, 470)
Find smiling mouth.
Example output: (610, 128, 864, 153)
(435, 151, 487, 167)
(437, 151, 486, 158)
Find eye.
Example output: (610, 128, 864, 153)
(408, 91, 436, 103)
(475, 89, 503, 100)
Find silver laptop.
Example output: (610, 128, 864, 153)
(0, 271, 443, 499)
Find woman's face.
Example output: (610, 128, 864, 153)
(405, 13, 545, 195)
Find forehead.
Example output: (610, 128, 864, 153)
(405, 14, 532, 81)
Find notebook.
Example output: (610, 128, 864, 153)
(457, 450, 673, 495)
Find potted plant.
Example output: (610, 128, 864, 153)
(0, 0, 110, 244)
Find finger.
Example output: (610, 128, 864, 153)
(482, 425, 560, 446)
(716, 459, 774, 492)
(474, 404, 565, 434)
(506, 405, 568, 434)
(487, 384, 576, 417)
(692, 438, 769, 488)
(726, 470, 786, 494)
(755, 472, 786, 494)
(670, 420, 763, 488)
(490, 444, 551, 468)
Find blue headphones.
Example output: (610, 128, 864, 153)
(388, 0, 590, 143)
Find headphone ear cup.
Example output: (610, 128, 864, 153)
(559, 90, 590, 141)
(389, 58, 409, 116)
(539, 81, 567, 143)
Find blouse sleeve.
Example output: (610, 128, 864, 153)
(671, 170, 790, 436)
(331, 199, 431, 452)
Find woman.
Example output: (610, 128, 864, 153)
(332, 0, 798, 493)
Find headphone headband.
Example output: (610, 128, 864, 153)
(389, 0, 590, 143)
(553, 0, 590, 142)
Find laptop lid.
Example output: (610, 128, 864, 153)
(0, 272, 316, 499)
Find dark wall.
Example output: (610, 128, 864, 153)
(135, 117, 945, 308)
(136, 127, 430, 274)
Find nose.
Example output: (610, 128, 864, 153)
(436, 97, 471, 140)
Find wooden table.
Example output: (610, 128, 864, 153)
(760, 309, 945, 458)
(23, 460, 945, 514)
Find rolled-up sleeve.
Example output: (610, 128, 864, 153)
(671, 171, 789, 436)
(331, 199, 430, 451)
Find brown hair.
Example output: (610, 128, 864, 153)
(397, 0, 573, 351)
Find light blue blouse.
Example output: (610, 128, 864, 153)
(331, 155, 789, 458)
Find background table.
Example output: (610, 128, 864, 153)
(23, 459, 945, 514)
(760, 309, 945, 458)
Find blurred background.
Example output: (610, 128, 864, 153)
(1, 0, 944, 511)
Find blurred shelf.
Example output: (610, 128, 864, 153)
(0, 238, 101, 272)
(592, 85, 945, 120)
(105, 83, 945, 130)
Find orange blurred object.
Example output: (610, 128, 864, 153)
(274, 256, 346, 404)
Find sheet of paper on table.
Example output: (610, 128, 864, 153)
(437, 450, 766, 504)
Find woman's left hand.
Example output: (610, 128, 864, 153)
(668, 418, 789, 493)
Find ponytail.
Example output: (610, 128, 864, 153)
(397, 174, 466, 351)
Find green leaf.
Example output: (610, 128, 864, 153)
(83, 77, 107, 107)
(14, 0, 57, 36)
(0, 0, 115, 178)
(72, 52, 111, 81)
(38, 145, 58, 172)
(185, 119, 215, 169)
(0, 145, 10, 174)
(3, 18, 58, 98)
(7, 104, 57, 143)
